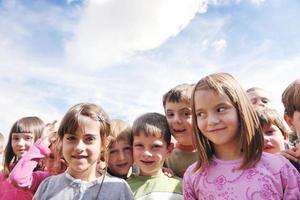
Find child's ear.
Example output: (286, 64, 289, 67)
(166, 143, 174, 158)
(284, 114, 296, 132)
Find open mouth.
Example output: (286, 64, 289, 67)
(72, 155, 88, 159)
(141, 160, 155, 165)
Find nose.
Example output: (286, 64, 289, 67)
(263, 135, 269, 143)
(207, 113, 220, 125)
(173, 114, 182, 124)
(75, 140, 85, 152)
(118, 151, 125, 160)
(142, 149, 152, 157)
(17, 138, 26, 147)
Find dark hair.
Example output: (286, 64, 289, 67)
(282, 79, 300, 116)
(132, 112, 171, 147)
(3, 116, 44, 177)
(162, 83, 194, 108)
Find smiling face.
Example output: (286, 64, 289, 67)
(194, 89, 240, 159)
(107, 138, 133, 178)
(62, 116, 102, 181)
(262, 124, 286, 154)
(164, 101, 193, 146)
(11, 132, 35, 159)
(133, 132, 172, 176)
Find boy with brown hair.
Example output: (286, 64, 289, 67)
(282, 79, 300, 164)
(127, 112, 182, 199)
(162, 83, 197, 177)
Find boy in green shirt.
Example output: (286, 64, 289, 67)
(127, 113, 183, 200)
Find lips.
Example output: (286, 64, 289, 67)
(140, 160, 155, 165)
(72, 155, 88, 159)
(116, 162, 129, 168)
(208, 127, 226, 133)
(264, 144, 273, 150)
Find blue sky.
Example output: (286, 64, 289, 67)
(0, 0, 300, 140)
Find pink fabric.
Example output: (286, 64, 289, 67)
(183, 152, 300, 200)
(0, 139, 51, 200)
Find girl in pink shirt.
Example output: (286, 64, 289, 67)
(183, 72, 300, 199)
(0, 116, 45, 200)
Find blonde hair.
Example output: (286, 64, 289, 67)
(132, 112, 171, 147)
(256, 107, 290, 139)
(0, 132, 4, 147)
(3, 116, 44, 177)
(282, 79, 300, 117)
(191, 72, 263, 172)
(109, 119, 132, 147)
(163, 83, 195, 107)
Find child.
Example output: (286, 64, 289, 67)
(33, 103, 134, 200)
(0, 116, 45, 200)
(107, 119, 133, 179)
(8, 120, 67, 198)
(127, 112, 183, 199)
(255, 107, 300, 172)
(162, 83, 197, 178)
(282, 79, 300, 141)
(0, 132, 4, 171)
(246, 87, 273, 108)
(184, 72, 300, 199)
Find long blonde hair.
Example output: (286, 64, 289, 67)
(191, 72, 263, 172)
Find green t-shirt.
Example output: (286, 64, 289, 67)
(127, 171, 183, 200)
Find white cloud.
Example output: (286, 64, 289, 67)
(212, 39, 227, 52)
(65, 0, 207, 68)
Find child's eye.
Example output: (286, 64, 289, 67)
(166, 113, 174, 118)
(25, 136, 33, 141)
(217, 107, 226, 112)
(66, 135, 76, 141)
(196, 112, 205, 118)
(262, 98, 269, 104)
(12, 136, 20, 141)
(152, 144, 162, 149)
(109, 149, 118, 155)
(134, 144, 143, 148)
(85, 136, 96, 143)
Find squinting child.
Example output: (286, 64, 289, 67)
(107, 119, 133, 179)
(163, 83, 197, 178)
(256, 107, 300, 172)
(127, 112, 183, 200)
(0, 116, 45, 200)
(184, 72, 300, 199)
(246, 87, 273, 108)
(33, 103, 134, 200)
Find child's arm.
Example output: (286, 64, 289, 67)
(280, 142, 300, 163)
(9, 138, 51, 189)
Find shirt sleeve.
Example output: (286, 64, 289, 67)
(9, 138, 51, 191)
(183, 165, 198, 200)
(281, 160, 300, 199)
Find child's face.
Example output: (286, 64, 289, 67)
(133, 132, 172, 176)
(194, 90, 240, 158)
(286, 111, 300, 136)
(262, 124, 286, 154)
(164, 101, 193, 146)
(107, 139, 133, 178)
(62, 116, 101, 180)
(11, 132, 35, 159)
(247, 90, 272, 108)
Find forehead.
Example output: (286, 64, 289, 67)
(109, 139, 131, 148)
(12, 132, 34, 136)
(194, 89, 231, 108)
(165, 101, 191, 111)
(247, 90, 269, 99)
(134, 131, 164, 142)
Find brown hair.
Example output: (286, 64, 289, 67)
(132, 112, 171, 147)
(3, 116, 44, 177)
(282, 79, 300, 117)
(0, 132, 4, 147)
(58, 103, 111, 152)
(191, 72, 263, 172)
(256, 107, 290, 139)
(162, 83, 195, 108)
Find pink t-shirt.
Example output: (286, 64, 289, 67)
(183, 152, 300, 200)
(0, 139, 51, 200)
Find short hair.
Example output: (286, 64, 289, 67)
(255, 107, 290, 138)
(191, 72, 263, 171)
(246, 87, 264, 93)
(109, 119, 132, 147)
(162, 83, 195, 108)
(58, 103, 111, 142)
(132, 112, 171, 146)
(282, 79, 300, 117)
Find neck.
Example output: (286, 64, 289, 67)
(67, 165, 98, 181)
(176, 143, 196, 152)
(213, 144, 242, 160)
